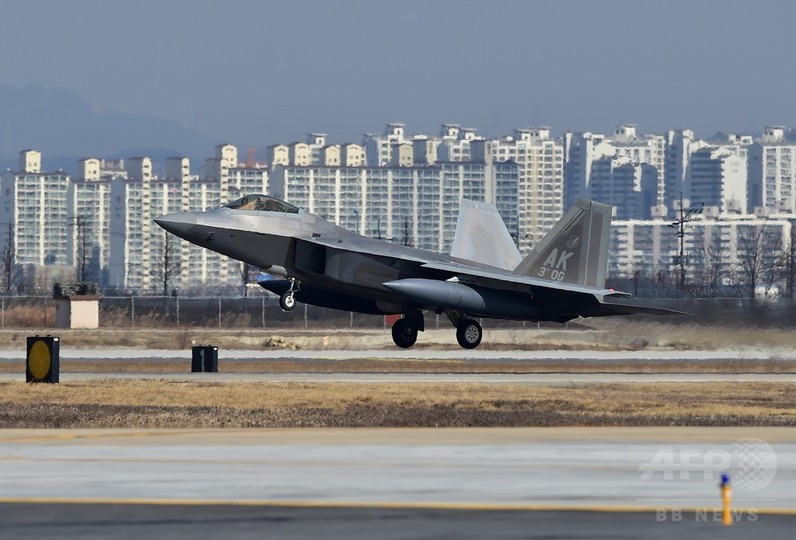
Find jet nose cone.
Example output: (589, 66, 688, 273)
(154, 212, 198, 237)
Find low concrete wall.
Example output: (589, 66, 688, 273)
(55, 297, 100, 329)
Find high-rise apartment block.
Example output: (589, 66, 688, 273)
(1, 151, 70, 267)
(5, 122, 796, 295)
(748, 126, 796, 213)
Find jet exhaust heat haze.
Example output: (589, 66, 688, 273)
(155, 195, 681, 349)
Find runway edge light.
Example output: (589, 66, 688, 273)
(26, 335, 60, 383)
(191, 345, 219, 373)
(720, 472, 732, 526)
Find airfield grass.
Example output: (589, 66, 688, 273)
(1, 381, 794, 428)
(1, 358, 795, 374)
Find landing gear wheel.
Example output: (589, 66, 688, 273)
(279, 292, 296, 311)
(456, 319, 482, 349)
(391, 318, 418, 349)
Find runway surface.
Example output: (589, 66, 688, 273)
(2, 428, 794, 538)
(2, 503, 793, 539)
(2, 346, 796, 362)
(1, 345, 795, 383)
(1, 428, 794, 509)
(1, 346, 794, 536)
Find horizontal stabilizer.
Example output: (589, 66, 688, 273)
(597, 301, 690, 317)
(450, 199, 522, 271)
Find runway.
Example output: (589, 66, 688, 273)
(0, 428, 794, 538)
(2, 503, 794, 539)
(1, 428, 794, 508)
(1, 345, 795, 382)
(1, 346, 794, 537)
(1, 346, 796, 362)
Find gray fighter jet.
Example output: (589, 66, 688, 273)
(155, 194, 680, 349)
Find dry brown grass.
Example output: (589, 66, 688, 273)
(1, 381, 793, 428)
(0, 358, 793, 374)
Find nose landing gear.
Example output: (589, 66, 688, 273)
(279, 278, 300, 311)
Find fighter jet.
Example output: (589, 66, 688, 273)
(155, 194, 680, 349)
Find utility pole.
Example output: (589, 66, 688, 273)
(70, 215, 91, 282)
(667, 192, 703, 289)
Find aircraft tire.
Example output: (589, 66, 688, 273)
(279, 292, 296, 311)
(391, 318, 418, 348)
(456, 319, 482, 349)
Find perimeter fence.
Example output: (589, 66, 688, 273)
(1, 295, 796, 329)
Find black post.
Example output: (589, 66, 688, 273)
(191, 345, 218, 373)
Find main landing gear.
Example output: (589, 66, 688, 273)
(389, 310, 483, 349)
(390, 309, 424, 349)
(445, 311, 482, 349)
(279, 278, 300, 311)
(455, 318, 482, 349)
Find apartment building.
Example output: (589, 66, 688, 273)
(364, 123, 406, 166)
(609, 212, 794, 286)
(564, 125, 664, 217)
(270, 157, 518, 254)
(590, 156, 657, 220)
(66, 157, 126, 284)
(689, 147, 747, 214)
(0, 150, 70, 267)
(489, 128, 563, 252)
(748, 126, 796, 213)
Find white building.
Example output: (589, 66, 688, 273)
(563, 131, 607, 209)
(364, 123, 406, 166)
(689, 147, 747, 214)
(202, 144, 238, 203)
(609, 213, 794, 289)
(307, 133, 327, 164)
(489, 128, 564, 253)
(610, 125, 666, 208)
(564, 125, 665, 217)
(590, 156, 657, 220)
(0, 151, 70, 267)
(437, 124, 479, 162)
(67, 174, 113, 284)
(269, 157, 518, 254)
(664, 129, 709, 214)
(748, 126, 796, 213)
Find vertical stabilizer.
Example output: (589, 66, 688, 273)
(512, 199, 612, 288)
(451, 199, 522, 271)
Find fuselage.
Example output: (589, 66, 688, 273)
(155, 199, 505, 315)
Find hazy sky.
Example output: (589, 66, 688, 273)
(2, 0, 795, 147)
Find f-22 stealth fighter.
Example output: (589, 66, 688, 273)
(155, 194, 679, 349)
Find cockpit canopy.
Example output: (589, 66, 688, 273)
(224, 194, 299, 213)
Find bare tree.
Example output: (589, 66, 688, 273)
(736, 222, 783, 299)
(1, 222, 17, 294)
(697, 232, 729, 297)
(240, 262, 252, 297)
(153, 232, 182, 296)
(400, 216, 413, 247)
(71, 215, 94, 283)
(782, 223, 796, 299)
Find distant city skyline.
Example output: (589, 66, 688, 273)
(2, 0, 794, 150)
